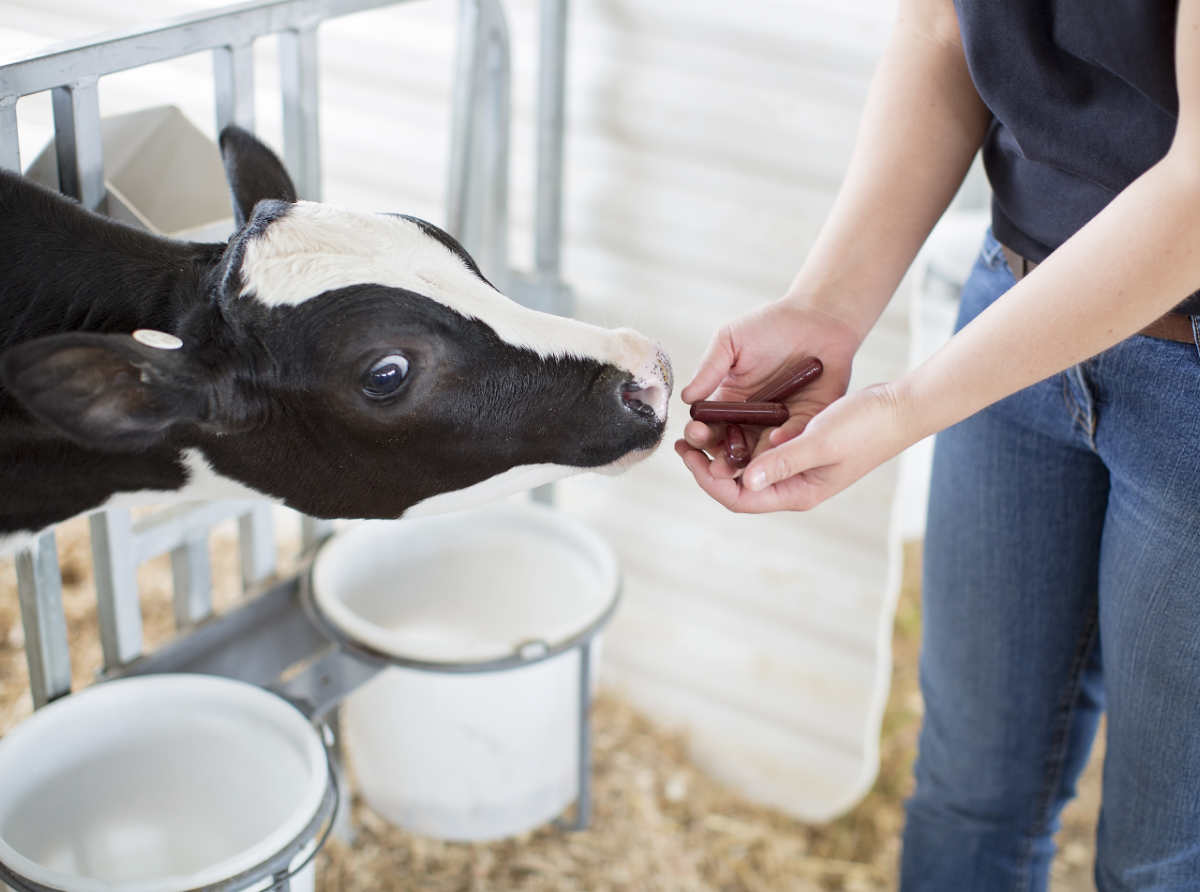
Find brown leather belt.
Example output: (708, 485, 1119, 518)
(1001, 245, 1196, 344)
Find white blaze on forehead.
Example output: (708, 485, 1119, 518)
(238, 202, 654, 371)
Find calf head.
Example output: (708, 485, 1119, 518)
(0, 127, 671, 519)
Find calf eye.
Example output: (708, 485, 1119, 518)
(363, 354, 410, 397)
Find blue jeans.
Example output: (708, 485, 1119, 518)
(901, 230, 1200, 892)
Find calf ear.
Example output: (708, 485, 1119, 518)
(0, 333, 214, 451)
(219, 125, 298, 229)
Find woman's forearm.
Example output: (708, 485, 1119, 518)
(733, 150, 1200, 504)
(897, 149, 1200, 443)
(785, 0, 991, 341)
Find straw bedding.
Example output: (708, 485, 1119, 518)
(0, 527, 1099, 891)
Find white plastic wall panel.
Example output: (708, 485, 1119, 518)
(539, 0, 908, 822)
(1, 0, 907, 821)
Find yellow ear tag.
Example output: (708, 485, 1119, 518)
(132, 329, 183, 350)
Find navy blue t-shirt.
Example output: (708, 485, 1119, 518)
(954, 0, 1190, 305)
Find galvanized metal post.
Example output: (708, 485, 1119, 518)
(535, 0, 567, 287)
(0, 92, 19, 172)
(479, 0, 510, 293)
(573, 639, 593, 829)
(325, 708, 357, 843)
(531, 0, 570, 506)
(240, 504, 277, 587)
(547, 639, 594, 832)
(280, 24, 321, 201)
(51, 75, 105, 211)
(15, 532, 72, 709)
(213, 41, 256, 134)
(171, 536, 213, 629)
(301, 517, 335, 554)
(447, 0, 509, 291)
(446, 0, 480, 242)
(90, 509, 145, 669)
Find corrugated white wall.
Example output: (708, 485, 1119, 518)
(1, 0, 906, 821)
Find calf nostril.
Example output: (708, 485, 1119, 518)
(621, 383, 662, 421)
(627, 399, 657, 420)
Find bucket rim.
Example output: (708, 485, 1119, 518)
(0, 675, 331, 892)
(309, 502, 621, 667)
(0, 771, 337, 892)
(302, 567, 619, 674)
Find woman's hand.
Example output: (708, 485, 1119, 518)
(676, 299, 862, 479)
(676, 382, 922, 513)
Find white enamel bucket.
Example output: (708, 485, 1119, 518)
(311, 502, 619, 842)
(0, 675, 333, 892)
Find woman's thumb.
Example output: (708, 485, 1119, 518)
(681, 335, 736, 403)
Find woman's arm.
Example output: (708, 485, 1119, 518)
(772, 0, 991, 342)
(678, 0, 990, 481)
(710, 0, 1200, 511)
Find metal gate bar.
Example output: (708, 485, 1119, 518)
(0, 0, 418, 200)
(88, 502, 279, 672)
(14, 534, 70, 709)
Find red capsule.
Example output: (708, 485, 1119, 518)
(749, 357, 823, 403)
(725, 423, 751, 469)
(689, 401, 789, 426)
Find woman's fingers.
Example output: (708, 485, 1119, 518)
(763, 398, 820, 446)
(675, 438, 825, 512)
(682, 418, 716, 450)
(743, 433, 819, 493)
(743, 384, 914, 504)
(684, 419, 777, 478)
(681, 326, 736, 404)
(680, 422, 753, 479)
(674, 440, 740, 496)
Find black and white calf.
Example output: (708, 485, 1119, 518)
(0, 126, 671, 551)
